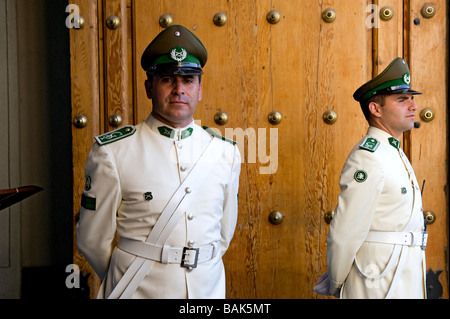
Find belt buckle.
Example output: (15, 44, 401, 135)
(181, 247, 199, 269)
(421, 231, 428, 250)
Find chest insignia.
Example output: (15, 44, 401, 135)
(144, 192, 153, 201)
(359, 137, 380, 152)
(354, 170, 368, 183)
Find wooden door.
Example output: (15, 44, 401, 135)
(70, 0, 448, 299)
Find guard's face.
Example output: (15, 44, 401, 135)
(371, 93, 418, 137)
(145, 75, 203, 128)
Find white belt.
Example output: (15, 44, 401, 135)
(365, 231, 428, 250)
(117, 238, 219, 269)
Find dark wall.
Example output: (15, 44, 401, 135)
(18, 0, 73, 298)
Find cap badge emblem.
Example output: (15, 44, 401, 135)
(403, 73, 411, 85)
(170, 46, 187, 62)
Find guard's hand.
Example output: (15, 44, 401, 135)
(314, 271, 341, 298)
(313, 271, 331, 296)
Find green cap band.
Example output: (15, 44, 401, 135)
(152, 50, 201, 66)
(361, 77, 408, 101)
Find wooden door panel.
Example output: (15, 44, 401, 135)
(408, 0, 448, 298)
(70, 0, 102, 298)
(102, 0, 131, 131)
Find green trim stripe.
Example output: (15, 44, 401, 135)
(361, 78, 407, 101)
(203, 126, 237, 145)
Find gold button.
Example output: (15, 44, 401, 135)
(185, 187, 191, 194)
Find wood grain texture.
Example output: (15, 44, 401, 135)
(408, 0, 448, 299)
(70, 0, 101, 299)
(103, 0, 130, 131)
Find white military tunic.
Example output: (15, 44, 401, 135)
(326, 126, 426, 299)
(76, 114, 241, 298)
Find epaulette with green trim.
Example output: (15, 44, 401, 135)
(203, 126, 237, 145)
(359, 136, 380, 152)
(95, 125, 136, 146)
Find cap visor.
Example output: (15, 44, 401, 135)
(407, 89, 422, 95)
(380, 88, 422, 96)
(147, 63, 203, 76)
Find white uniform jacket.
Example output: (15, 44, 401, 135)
(327, 126, 426, 299)
(76, 114, 241, 298)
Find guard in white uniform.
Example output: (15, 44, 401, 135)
(314, 58, 427, 299)
(76, 25, 241, 299)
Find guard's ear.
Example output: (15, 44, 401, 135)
(197, 81, 203, 102)
(145, 80, 152, 99)
(368, 101, 382, 118)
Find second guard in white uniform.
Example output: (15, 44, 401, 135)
(314, 58, 427, 299)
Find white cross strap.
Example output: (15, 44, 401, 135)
(106, 136, 224, 299)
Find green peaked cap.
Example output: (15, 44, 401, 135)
(353, 57, 422, 103)
(141, 25, 207, 76)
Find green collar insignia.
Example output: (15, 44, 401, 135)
(181, 127, 193, 139)
(388, 137, 400, 150)
(157, 126, 193, 139)
(158, 126, 175, 138)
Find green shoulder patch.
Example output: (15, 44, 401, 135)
(203, 126, 237, 145)
(359, 137, 380, 152)
(95, 125, 136, 146)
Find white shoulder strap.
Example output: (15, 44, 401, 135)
(107, 136, 224, 299)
